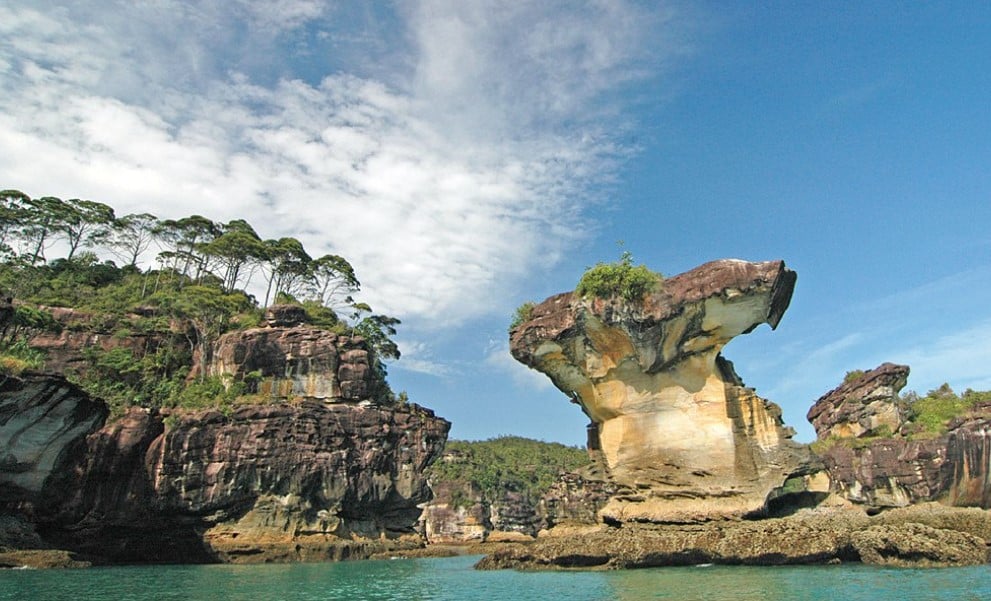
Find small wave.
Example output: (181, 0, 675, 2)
(693, 563, 714, 568)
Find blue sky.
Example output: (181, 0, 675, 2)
(2, 2, 989, 445)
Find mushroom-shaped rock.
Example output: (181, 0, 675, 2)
(510, 259, 823, 522)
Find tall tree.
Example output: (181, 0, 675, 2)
(60, 198, 116, 259)
(106, 212, 159, 267)
(260, 237, 312, 307)
(309, 254, 360, 310)
(21, 196, 71, 266)
(202, 219, 266, 292)
(0, 189, 31, 257)
(153, 215, 219, 282)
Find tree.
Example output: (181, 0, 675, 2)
(309, 254, 360, 310)
(260, 237, 312, 307)
(154, 285, 251, 381)
(21, 196, 71, 266)
(153, 215, 219, 282)
(0, 189, 31, 258)
(201, 219, 266, 292)
(59, 198, 116, 259)
(106, 213, 159, 267)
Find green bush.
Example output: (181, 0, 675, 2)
(508, 301, 536, 333)
(907, 383, 977, 434)
(575, 251, 662, 302)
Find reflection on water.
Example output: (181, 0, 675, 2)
(1, 556, 989, 601)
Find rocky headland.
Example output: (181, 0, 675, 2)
(1, 307, 450, 566)
(483, 258, 991, 569)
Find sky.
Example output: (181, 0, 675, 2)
(1, 1, 989, 445)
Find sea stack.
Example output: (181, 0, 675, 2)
(510, 259, 824, 522)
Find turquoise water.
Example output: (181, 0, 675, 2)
(2, 556, 990, 601)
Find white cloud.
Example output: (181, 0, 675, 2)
(0, 1, 684, 329)
(483, 338, 554, 391)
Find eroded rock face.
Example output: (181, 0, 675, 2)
(209, 325, 384, 402)
(945, 404, 991, 507)
(808, 366, 991, 510)
(51, 400, 450, 563)
(510, 259, 822, 522)
(0, 374, 107, 509)
(807, 363, 910, 439)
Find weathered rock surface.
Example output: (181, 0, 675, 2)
(43, 400, 449, 563)
(945, 403, 991, 507)
(809, 365, 991, 510)
(0, 374, 107, 509)
(510, 259, 823, 522)
(807, 363, 910, 439)
(208, 318, 385, 402)
(476, 505, 990, 570)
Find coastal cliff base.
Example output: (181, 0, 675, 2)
(476, 503, 991, 570)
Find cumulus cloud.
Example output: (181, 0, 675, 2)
(0, 1, 683, 331)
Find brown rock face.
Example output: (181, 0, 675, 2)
(209, 325, 385, 402)
(51, 400, 450, 563)
(945, 405, 991, 507)
(809, 365, 991, 511)
(807, 363, 910, 439)
(510, 259, 822, 522)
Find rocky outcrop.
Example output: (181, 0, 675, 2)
(807, 363, 910, 439)
(477, 504, 990, 569)
(42, 400, 449, 563)
(809, 365, 991, 511)
(208, 311, 385, 403)
(0, 374, 107, 509)
(509, 259, 823, 523)
(945, 403, 991, 507)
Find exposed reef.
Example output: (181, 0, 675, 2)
(509, 259, 823, 523)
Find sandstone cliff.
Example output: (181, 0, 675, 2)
(808, 364, 991, 510)
(1, 317, 451, 564)
(510, 259, 824, 523)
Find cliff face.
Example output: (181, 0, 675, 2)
(2, 317, 451, 564)
(0, 374, 107, 509)
(808, 364, 991, 510)
(49, 400, 449, 563)
(209, 322, 383, 402)
(510, 259, 823, 523)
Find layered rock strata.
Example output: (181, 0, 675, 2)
(2, 318, 451, 564)
(48, 400, 449, 563)
(808, 364, 991, 510)
(510, 259, 823, 522)
(208, 305, 385, 402)
(0, 374, 107, 509)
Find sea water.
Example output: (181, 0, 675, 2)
(3, 556, 990, 601)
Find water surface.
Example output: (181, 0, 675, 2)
(2, 556, 989, 601)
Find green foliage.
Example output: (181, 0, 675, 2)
(1, 188, 405, 418)
(0, 339, 46, 376)
(575, 251, 662, 302)
(508, 301, 535, 333)
(906, 383, 980, 435)
(843, 369, 866, 383)
(427, 436, 591, 502)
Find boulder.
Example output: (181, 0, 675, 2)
(510, 259, 823, 522)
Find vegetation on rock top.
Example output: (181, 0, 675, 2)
(575, 251, 662, 302)
(0, 188, 404, 416)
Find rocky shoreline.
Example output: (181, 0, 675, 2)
(476, 503, 991, 570)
